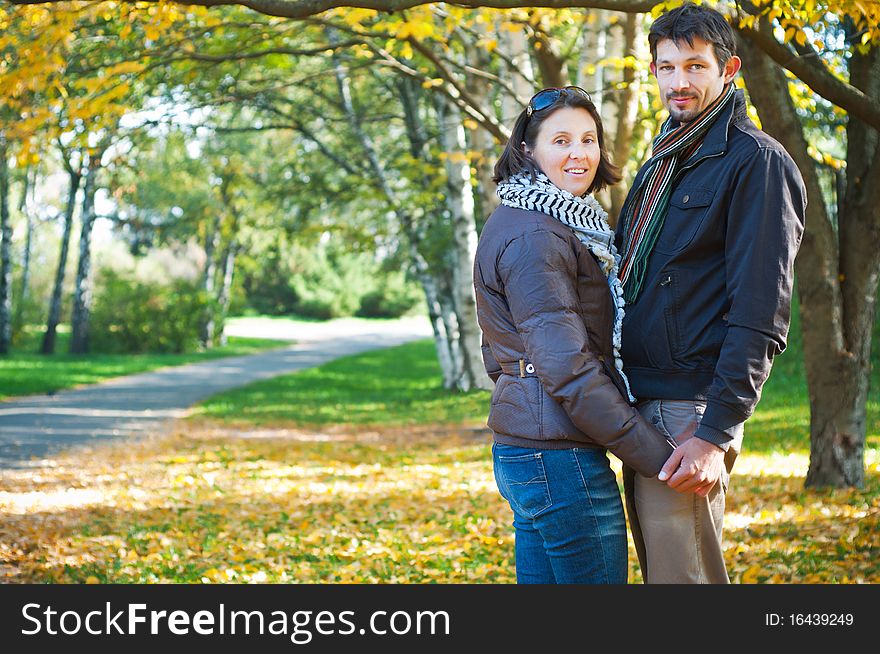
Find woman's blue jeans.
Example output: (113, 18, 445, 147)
(492, 443, 627, 584)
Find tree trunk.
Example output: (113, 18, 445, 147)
(214, 239, 238, 347)
(530, 29, 567, 88)
(608, 13, 642, 220)
(199, 215, 220, 349)
(435, 93, 492, 391)
(42, 162, 80, 354)
(463, 33, 499, 225)
(738, 33, 878, 488)
(498, 24, 535, 119)
(814, 41, 880, 488)
(14, 166, 34, 335)
(435, 271, 466, 389)
(69, 151, 101, 354)
(0, 133, 12, 354)
(580, 10, 607, 109)
(398, 78, 459, 388)
(409, 242, 456, 389)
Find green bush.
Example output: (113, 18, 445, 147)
(357, 271, 423, 318)
(236, 241, 424, 320)
(239, 253, 299, 316)
(289, 245, 372, 319)
(89, 270, 206, 353)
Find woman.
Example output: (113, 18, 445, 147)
(473, 86, 674, 584)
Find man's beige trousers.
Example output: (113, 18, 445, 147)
(623, 399, 743, 584)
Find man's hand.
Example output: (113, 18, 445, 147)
(658, 431, 725, 497)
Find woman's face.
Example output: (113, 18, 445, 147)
(527, 106, 601, 197)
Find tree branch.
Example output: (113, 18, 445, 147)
(405, 37, 508, 141)
(736, 21, 880, 131)
(8, 0, 659, 18)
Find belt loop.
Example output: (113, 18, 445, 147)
(519, 359, 526, 378)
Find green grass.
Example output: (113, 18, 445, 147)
(193, 338, 491, 427)
(195, 300, 880, 458)
(0, 328, 287, 400)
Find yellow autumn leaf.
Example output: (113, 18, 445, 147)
(341, 8, 377, 27)
(740, 564, 762, 583)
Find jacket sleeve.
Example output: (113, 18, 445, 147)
(695, 147, 806, 448)
(481, 332, 502, 383)
(497, 229, 673, 477)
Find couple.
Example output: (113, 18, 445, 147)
(474, 3, 806, 584)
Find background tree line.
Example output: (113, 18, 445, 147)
(0, 0, 877, 489)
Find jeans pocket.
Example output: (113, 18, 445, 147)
(493, 447, 552, 519)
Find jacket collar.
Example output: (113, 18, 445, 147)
(672, 89, 746, 163)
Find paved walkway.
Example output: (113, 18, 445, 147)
(0, 317, 432, 469)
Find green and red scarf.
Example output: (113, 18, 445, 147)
(618, 83, 736, 302)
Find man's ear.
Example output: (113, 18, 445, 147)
(649, 62, 657, 77)
(723, 56, 742, 83)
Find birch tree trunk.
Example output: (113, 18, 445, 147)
(14, 166, 34, 334)
(42, 157, 81, 354)
(397, 77, 458, 388)
(0, 133, 11, 354)
(69, 150, 102, 355)
(463, 24, 500, 223)
(199, 214, 221, 349)
(499, 25, 535, 120)
(435, 93, 491, 391)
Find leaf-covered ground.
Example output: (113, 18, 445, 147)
(1, 424, 877, 584)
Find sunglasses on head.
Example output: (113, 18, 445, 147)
(526, 86, 592, 116)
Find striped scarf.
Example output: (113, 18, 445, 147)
(618, 83, 736, 302)
(497, 171, 635, 401)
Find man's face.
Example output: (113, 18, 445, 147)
(650, 36, 741, 125)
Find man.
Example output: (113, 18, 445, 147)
(615, 2, 806, 583)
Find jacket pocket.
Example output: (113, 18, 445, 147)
(661, 272, 684, 359)
(488, 375, 543, 439)
(667, 268, 727, 366)
(652, 187, 714, 255)
(622, 274, 678, 371)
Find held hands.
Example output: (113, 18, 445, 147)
(657, 420, 725, 497)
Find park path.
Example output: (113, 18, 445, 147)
(0, 317, 432, 469)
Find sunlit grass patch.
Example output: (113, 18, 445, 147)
(192, 339, 492, 428)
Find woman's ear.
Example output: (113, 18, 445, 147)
(522, 141, 530, 155)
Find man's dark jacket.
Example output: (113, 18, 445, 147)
(474, 205, 674, 478)
(615, 90, 806, 449)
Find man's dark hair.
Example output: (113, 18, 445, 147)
(493, 89, 621, 193)
(648, 2, 736, 71)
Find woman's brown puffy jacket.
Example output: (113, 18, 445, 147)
(473, 205, 673, 478)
